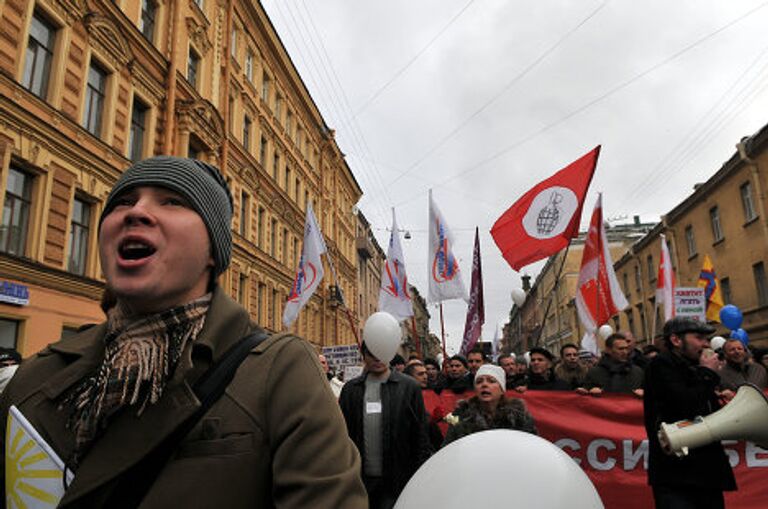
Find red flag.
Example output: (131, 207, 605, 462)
(460, 228, 484, 355)
(575, 194, 628, 352)
(491, 146, 600, 271)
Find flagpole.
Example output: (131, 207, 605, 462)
(410, 316, 422, 358)
(439, 303, 448, 358)
(535, 243, 571, 347)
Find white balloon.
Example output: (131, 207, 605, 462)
(523, 351, 531, 365)
(511, 288, 526, 307)
(362, 312, 401, 363)
(598, 324, 614, 340)
(395, 430, 603, 509)
(710, 336, 727, 351)
(435, 353, 444, 367)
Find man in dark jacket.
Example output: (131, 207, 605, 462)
(339, 341, 432, 509)
(514, 347, 570, 391)
(0, 157, 366, 508)
(579, 333, 643, 396)
(643, 317, 736, 509)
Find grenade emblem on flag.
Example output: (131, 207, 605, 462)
(536, 191, 563, 235)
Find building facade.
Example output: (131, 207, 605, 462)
(0, 0, 366, 354)
(614, 125, 768, 349)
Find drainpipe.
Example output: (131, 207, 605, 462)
(220, 0, 233, 173)
(163, 0, 181, 154)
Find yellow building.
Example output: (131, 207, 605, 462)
(0, 0, 364, 355)
(615, 124, 768, 348)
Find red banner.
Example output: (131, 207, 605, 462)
(424, 390, 768, 509)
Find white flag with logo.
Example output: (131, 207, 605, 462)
(283, 203, 326, 327)
(655, 234, 675, 322)
(428, 190, 467, 303)
(378, 209, 413, 321)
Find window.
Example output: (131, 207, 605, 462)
(129, 98, 149, 162)
(242, 115, 251, 151)
(275, 94, 282, 120)
(721, 277, 732, 305)
(754, 262, 768, 307)
(1, 167, 33, 255)
(238, 273, 247, 303)
(623, 272, 629, 296)
(284, 166, 291, 192)
(282, 228, 288, 263)
(273, 151, 279, 180)
(710, 206, 723, 242)
(294, 178, 300, 202)
(83, 60, 108, 136)
(740, 182, 757, 222)
(139, 0, 157, 42)
(228, 96, 235, 132)
(685, 225, 696, 258)
(286, 111, 293, 135)
(261, 72, 270, 102)
(292, 238, 298, 268)
(647, 254, 655, 283)
(245, 50, 253, 82)
(304, 190, 309, 211)
(257, 206, 265, 248)
(257, 282, 265, 322)
(627, 311, 635, 337)
(187, 48, 200, 89)
(634, 264, 641, 293)
(270, 219, 277, 257)
(22, 11, 56, 99)
(259, 136, 267, 166)
(0, 318, 19, 349)
(68, 197, 90, 275)
(230, 28, 237, 58)
(239, 191, 249, 237)
(271, 289, 278, 328)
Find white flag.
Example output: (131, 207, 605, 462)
(428, 190, 467, 303)
(283, 203, 326, 327)
(6, 405, 73, 508)
(655, 234, 675, 322)
(378, 209, 413, 321)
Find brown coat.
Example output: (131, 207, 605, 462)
(0, 288, 367, 508)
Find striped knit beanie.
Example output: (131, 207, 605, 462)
(100, 156, 233, 276)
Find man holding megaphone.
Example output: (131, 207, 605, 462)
(643, 317, 736, 509)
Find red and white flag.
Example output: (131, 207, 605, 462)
(283, 202, 326, 327)
(428, 190, 467, 303)
(460, 228, 485, 355)
(491, 146, 600, 271)
(378, 209, 413, 321)
(655, 234, 675, 322)
(575, 194, 628, 353)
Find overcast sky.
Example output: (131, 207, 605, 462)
(262, 0, 768, 354)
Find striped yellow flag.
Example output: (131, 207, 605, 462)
(697, 255, 724, 322)
(5, 405, 72, 508)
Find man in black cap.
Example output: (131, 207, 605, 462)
(643, 317, 736, 509)
(515, 347, 570, 391)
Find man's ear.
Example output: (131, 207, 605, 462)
(669, 334, 682, 348)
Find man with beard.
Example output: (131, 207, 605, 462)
(643, 317, 736, 508)
(717, 339, 767, 399)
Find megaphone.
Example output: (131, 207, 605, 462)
(659, 383, 768, 457)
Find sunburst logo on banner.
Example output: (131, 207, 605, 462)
(5, 405, 70, 509)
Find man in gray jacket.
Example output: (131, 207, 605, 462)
(579, 332, 644, 397)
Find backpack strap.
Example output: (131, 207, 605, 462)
(106, 329, 269, 508)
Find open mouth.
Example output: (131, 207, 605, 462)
(118, 239, 157, 261)
(479, 390, 492, 397)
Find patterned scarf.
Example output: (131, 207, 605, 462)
(62, 294, 212, 464)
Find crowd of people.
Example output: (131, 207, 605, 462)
(0, 156, 761, 508)
(321, 322, 767, 509)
